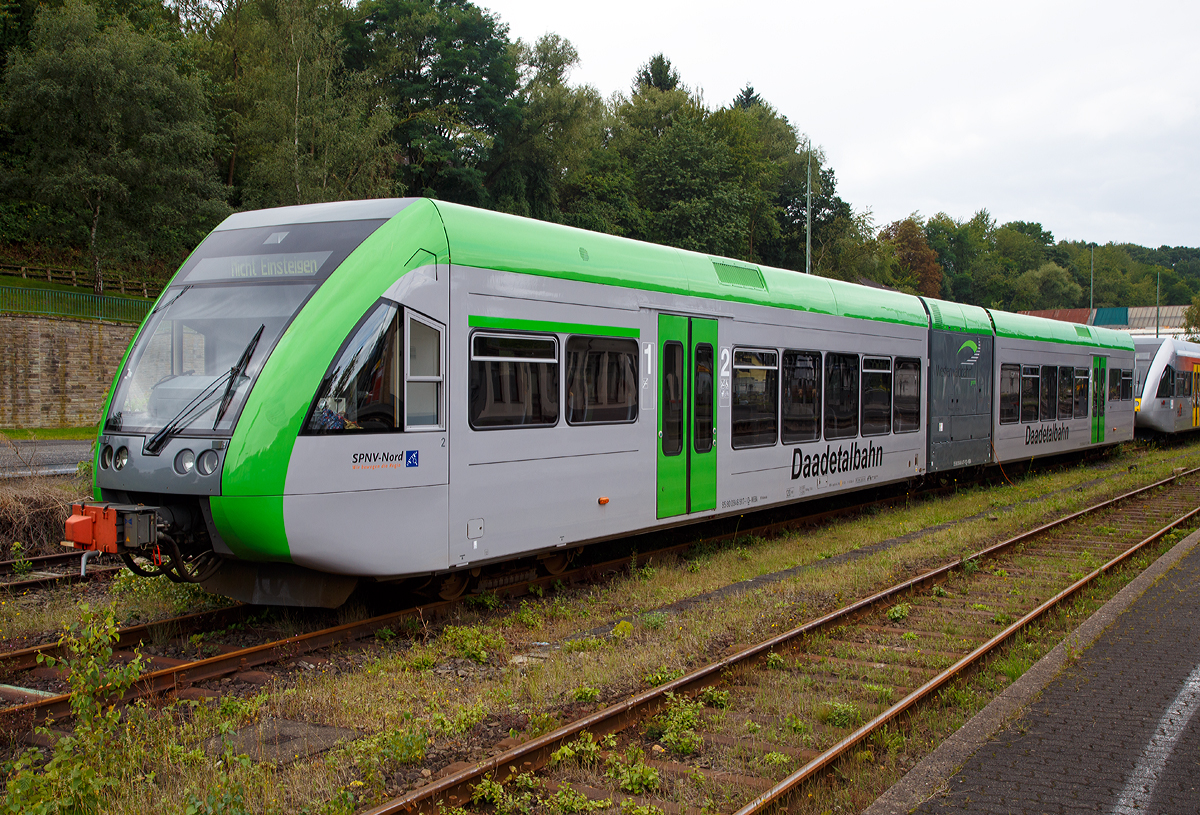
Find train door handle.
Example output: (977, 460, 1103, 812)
(658, 431, 663, 439)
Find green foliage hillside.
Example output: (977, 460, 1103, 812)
(0, 0, 1190, 309)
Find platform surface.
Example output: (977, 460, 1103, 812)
(867, 528, 1200, 815)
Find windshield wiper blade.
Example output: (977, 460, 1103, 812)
(144, 371, 231, 455)
(214, 324, 265, 429)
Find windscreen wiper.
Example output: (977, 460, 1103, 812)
(213, 324, 265, 429)
(143, 371, 232, 455)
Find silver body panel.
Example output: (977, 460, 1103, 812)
(276, 259, 1136, 582)
(991, 336, 1134, 464)
(1134, 337, 1200, 433)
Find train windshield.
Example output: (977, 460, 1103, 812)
(104, 219, 385, 437)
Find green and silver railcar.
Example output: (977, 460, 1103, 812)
(80, 198, 1134, 606)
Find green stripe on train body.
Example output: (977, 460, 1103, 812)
(433, 201, 930, 327)
(210, 199, 450, 561)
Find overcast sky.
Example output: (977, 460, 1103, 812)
(483, 0, 1200, 249)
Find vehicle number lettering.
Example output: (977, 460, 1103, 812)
(719, 347, 731, 407)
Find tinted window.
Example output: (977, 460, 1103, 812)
(1021, 365, 1039, 423)
(999, 363, 1020, 424)
(306, 302, 401, 433)
(894, 357, 921, 433)
(1073, 368, 1089, 418)
(824, 353, 859, 440)
(694, 344, 714, 453)
(1058, 367, 1074, 419)
(732, 349, 778, 448)
(662, 342, 684, 455)
(1108, 368, 1121, 402)
(861, 357, 892, 437)
(1041, 365, 1057, 421)
(469, 333, 559, 428)
(565, 336, 638, 424)
(1121, 369, 1133, 401)
(1156, 366, 1174, 398)
(781, 350, 821, 444)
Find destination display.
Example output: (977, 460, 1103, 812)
(186, 251, 333, 282)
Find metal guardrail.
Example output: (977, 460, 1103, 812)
(0, 286, 151, 323)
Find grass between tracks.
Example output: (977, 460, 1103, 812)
(4, 439, 1200, 814)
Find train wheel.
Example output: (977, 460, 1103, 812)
(437, 571, 471, 601)
(540, 552, 572, 576)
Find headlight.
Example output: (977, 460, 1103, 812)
(113, 447, 129, 470)
(196, 449, 220, 476)
(173, 449, 195, 475)
(100, 445, 113, 470)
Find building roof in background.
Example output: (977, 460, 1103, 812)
(1020, 305, 1188, 332)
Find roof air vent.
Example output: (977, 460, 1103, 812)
(712, 260, 766, 290)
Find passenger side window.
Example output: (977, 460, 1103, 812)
(1041, 365, 1057, 421)
(731, 349, 778, 448)
(781, 350, 821, 444)
(469, 333, 559, 428)
(1120, 369, 1133, 401)
(1073, 368, 1089, 418)
(1108, 368, 1121, 402)
(565, 336, 639, 424)
(999, 363, 1020, 424)
(824, 353, 859, 440)
(861, 357, 892, 437)
(305, 301, 401, 433)
(1058, 367, 1074, 419)
(1021, 366, 1039, 423)
(893, 357, 921, 433)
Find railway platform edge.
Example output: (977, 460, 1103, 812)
(863, 524, 1200, 815)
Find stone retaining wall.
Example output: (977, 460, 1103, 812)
(0, 314, 135, 428)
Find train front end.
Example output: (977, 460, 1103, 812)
(66, 198, 450, 606)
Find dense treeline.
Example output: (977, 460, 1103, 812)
(0, 0, 1194, 310)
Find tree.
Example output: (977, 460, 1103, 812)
(881, 217, 942, 297)
(633, 53, 680, 93)
(734, 84, 762, 109)
(345, 0, 519, 203)
(1184, 295, 1200, 342)
(3, 0, 228, 292)
(481, 33, 603, 220)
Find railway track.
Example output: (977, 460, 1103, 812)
(0, 448, 1189, 738)
(353, 467, 1200, 815)
(0, 550, 121, 592)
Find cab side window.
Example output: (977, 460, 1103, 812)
(306, 302, 402, 433)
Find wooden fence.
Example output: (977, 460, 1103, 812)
(0, 262, 162, 298)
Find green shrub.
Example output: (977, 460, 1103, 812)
(1, 604, 145, 815)
(605, 746, 659, 794)
(441, 625, 505, 664)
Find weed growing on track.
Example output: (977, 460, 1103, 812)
(2, 604, 145, 814)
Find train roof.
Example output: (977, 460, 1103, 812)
(920, 298, 993, 335)
(986, 309, 1133, 351)
(213, 197, 1135, 352)
(432, 200, 931, 327)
